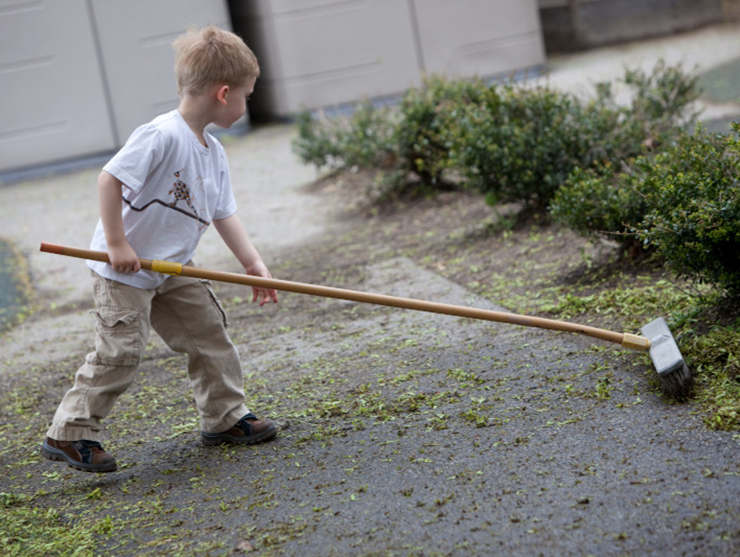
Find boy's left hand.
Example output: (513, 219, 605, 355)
(247, 261, 278, 306)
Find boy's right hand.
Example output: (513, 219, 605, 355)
(98, 171, 140, 273)
(108, 242, 141, 274)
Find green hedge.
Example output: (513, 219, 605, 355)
(293, 76, 493, 195)
(549, 158, 658, 252)
(293, 102, 398, 172)
(635, 126, 740, 295)
(292, 62, 740, 296)
(445, 83, 587, 209)
(447, 61, 699, 210)
(552, 125, 740, 297)
(294, 61, 698, 206)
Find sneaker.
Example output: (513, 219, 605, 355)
(201, 413, 278, 446)
(41, 437, 118, 473)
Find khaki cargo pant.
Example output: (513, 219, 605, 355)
(46, 270, 249, 442)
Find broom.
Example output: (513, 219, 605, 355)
(40, 242, 693, 399)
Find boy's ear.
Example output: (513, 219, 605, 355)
(216, 85, 229, 105)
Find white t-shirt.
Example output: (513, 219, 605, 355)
(89, 110, 237, 289)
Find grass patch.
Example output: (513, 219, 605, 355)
(524, 273, 740, 424)
(1, 493, 98, 556)
(0, 238, 34, 332)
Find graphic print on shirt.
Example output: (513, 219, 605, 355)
(170, 170, 200, 219)
(122, 169, 210, 230)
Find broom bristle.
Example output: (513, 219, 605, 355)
(659, 364, 693, 400)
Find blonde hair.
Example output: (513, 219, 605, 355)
(173, 25, 259, 95)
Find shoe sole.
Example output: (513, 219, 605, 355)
(41, 442, 118, 473)
(201, 424, 278, 446)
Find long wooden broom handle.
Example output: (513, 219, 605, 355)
(40, 242, 650, 351)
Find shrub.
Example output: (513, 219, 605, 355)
(292, 110, 335, 169)
(293, 76, 493, 196)
(448, 83, 590, 210)
(549, 163, 652, 252)
(450, 61, 700, 211)
(622, 60, 702, 131)
(551, 61, 702, 249)
(634, 125, 740, 296)
(555, 124, 740, 294)
(293, 102, 398, 171)
(394, 75, 493, 186)
(293, 60, 700, 211)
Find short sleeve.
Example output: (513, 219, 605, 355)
(103, 124, 166, 193)
(212, 143, 237, 220)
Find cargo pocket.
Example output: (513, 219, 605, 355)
(90, 306, 142, 367)
(201, 280, 230, 328)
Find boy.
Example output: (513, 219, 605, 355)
(41, 25, 278, 473)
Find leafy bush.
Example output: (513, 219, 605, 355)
(293, 60, 700, 210)
(555, 125, 740, 295)
(550, 61, 703, 250)
(394, 75, 493, 186)
(293, 76, 492, 196)
(447, 83, 590, 210)
(634, 126, 740, 296)
(622, 60, 702, 129)
(549, 160, 657, 252)
(449, 61, 700, 211)
(293, 102, 398, 171)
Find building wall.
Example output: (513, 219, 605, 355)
(0, 1, 116, 172)
(0, 0, 231, 175)
(539, 0, 740, 52)
(230, 0, 546, 120)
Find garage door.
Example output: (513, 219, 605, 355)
(0, 0, 116, 172)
